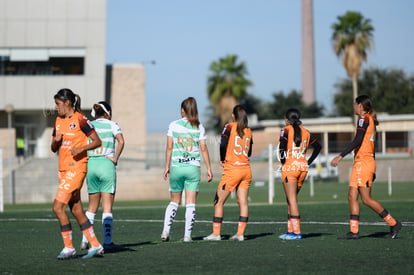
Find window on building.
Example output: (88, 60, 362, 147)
(0, 48, 85, 76)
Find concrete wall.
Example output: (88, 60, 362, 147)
(110, 64, 147, 160)
(0, 0, 106, 109)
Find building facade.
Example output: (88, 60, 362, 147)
(0, 0, 106, 159)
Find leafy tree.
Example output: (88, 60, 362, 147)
(207, 54, 252, 129)
(331, 11, 374, 104)
(239, 93, 268, 120)
(264, 90, 324, 120)
(333, 67, 414, 116)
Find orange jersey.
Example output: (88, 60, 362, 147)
(53, 112, 95, 171)
(221, 122, 253, 166)
(280, 125, 311, 170)
(354, 113, 375, 161)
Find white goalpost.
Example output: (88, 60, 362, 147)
(268, 143, 274, 204)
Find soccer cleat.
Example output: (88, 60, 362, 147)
(386, 220, 402, 239)
(338, 232, 360, 240)
(281, 233, 302, 240)
(82, 245, 104, 259)
(80, 241, 89, 250)
(183, 236, 192, 242)
(161, 232, 170, 242)
(229, 234, 244, 241)
(203, 233, 221, 241)
(57, 247, 76, 260)
(278, 232, 293, 240)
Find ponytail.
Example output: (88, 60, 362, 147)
(74, 94, 81, 113)
(356, 95, 379, 126)
(233, 105, 248, 138)
(54, 88, 82, 113)
(181, 97, 200, 128)
(285, 108, 302, 147)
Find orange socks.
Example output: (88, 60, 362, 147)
(350, 215, 359, 233)
(290, 215, 301, 234)
(60, 224, 73, 249)
(213, 217, 223, 236)
(237, 216, 248, 235)
(287, 215, 293, 233)
(379, 209, 397, 226)
(80, 220, 100, 247)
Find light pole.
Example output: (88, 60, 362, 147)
(5, 104, 14, 204)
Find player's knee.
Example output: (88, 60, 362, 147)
(52, 201, 65, 216)
(361, 196, 372, 206)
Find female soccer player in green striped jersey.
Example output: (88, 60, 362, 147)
(81, 101, 125, 250)
(161, 97, 213, 242)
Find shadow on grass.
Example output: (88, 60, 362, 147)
(245, 232, 274, 240)
(103, 241, 155, 254)
(302, 232, 333, 239)
(192, 233, 274, 241)
(362, 232, 389, 238)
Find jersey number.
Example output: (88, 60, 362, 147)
(177, 136, 194, 152)
(233, 136, 250, 157)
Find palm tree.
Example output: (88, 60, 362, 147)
(207, 54, 252, 128)
(331, 11, 374, 105)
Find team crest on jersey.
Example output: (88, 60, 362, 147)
(69, 122, 76, 130)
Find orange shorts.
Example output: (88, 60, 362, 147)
(350, 160, 376, 188)
(218, 164, 252, 192)
(281, 164, 308, 187)
(55, 170, 86, 204)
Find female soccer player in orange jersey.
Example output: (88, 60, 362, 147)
(278, 108, 321, 240)
(51, 88, 104, 259)
(204, 105, 253, 241)
(331, 95, 402, 239)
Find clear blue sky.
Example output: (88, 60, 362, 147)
(106, 0, 414, 133)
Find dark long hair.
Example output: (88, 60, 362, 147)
(285, 108, 302, 147)
(356, 95, 379, 126)
(93, 101, 112, 119)
(233, 105, 248, 138)
(54, 88, 81, 113)
(181, 97, 200, 128)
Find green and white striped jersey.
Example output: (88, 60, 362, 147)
(88, 118, 122, 157)
(167, 117, 206, 167)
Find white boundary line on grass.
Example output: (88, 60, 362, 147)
(1, 218, 413, 227)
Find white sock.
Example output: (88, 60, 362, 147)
(162, 202, 178, 234)
(102, 212, 113, 245)
(184, 204, 196, 239)
(82, 211, 96, 243)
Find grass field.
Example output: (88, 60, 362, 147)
(1, 181, 413, 274)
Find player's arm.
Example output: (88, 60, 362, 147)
(163, 136, 173, 180)
(111, 133, 125, 165)
(71, 117, 102, 157)
(279, 130, 288, 164)
(72, 131, 101, 157)
(331, 117, 368, 167)
(248, 137, 253, 157)
(51, 127, 62, 153)
(220, 124, 231, 162)
(307, 135, 321, 165)
(200, 140, 213, 182)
